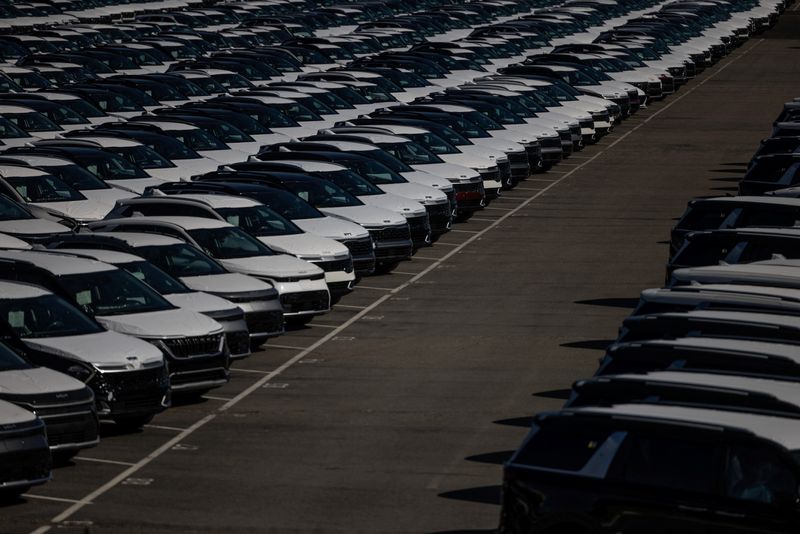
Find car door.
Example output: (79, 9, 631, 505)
(709, 441, 800, 533)
(602, 428, 723, 534)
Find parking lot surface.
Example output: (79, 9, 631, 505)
(4, 11, 800, 534)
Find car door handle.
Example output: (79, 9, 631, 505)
(715, 511, 746, 518)
(678, 505, 708, 512)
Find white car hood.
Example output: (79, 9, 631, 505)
(271, 125, 319, 139)
(357, 193, 426, 217)
(164, 291, 240, 316)
(398, 170, 454, 192)
(258, 232, 349, 259)
(220, 253, 323, 279)
(319, 205, 407, 227)
(410, 162, 481, 181)
(197, 149, 250, 166)
(293, 216, 370, 240)
(180, 272, 273, 294)
(32, 199, 112, 222)
(468, 137, 525, 154)
(378, 182, 448, 205)
(81, 187, 138, 207)
(0, 218, 69, 236)
(0, 399, 38, 425)
(26, 330, 164, 369)
(96, 308, 223, 338)
(107, 177, 172, 195)
(0, 367, 86, 395)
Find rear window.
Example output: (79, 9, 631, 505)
(514, 420, 613, 471)
(675, 205, 735, 231)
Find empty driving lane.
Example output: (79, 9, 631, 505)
(11, 18, 800, 534)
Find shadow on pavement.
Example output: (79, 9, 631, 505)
(560, 339, 614, 350)
(532, 388, 571, 399)
(574, 297, 639, 309)
(466, 451, 515, 465)
(493, 416, 534, 428)
(439, 486, 502, 506)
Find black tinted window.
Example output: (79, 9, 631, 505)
(726, 444, 797, 504)
(514, 420, 613, 471)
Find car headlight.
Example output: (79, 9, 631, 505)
(66, 361, 95, 383)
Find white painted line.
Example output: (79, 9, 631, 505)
(143, 424, 188, 432)
(75, 457, 135, 467)
(333, 303, 367, 309)
(202, 395, 233, 402)
(431, 242, 460, 246)
(467, 218, 496, 222)
(483, 206, 514, 211)
(450, 229, 479, 233)
(264, 344, 308, 350)
(231, 368, 272, 375)
(389, 270, 419, 275)
(23, 495, 85, 505)
(29, 37, 767, 534)
(410, 256, 440, 260)
(354, 285, 394, 290)
(511, 186, 547, 190)
(307, 323, 338, 329)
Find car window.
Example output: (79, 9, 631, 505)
(0, 294, 103, 338)
(736, 207, 800, 228)
(725, 444, 797, 505)
(610, 432, 720, 494)
(514, 420, 615, 471)
(675, 205, 736, 231)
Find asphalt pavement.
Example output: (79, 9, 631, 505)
(5, 11, 800, 534)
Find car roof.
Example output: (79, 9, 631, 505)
(564, 403, 800, 450)
(251, 159, 346, 173)
(65, 136, 142, 148)
(0, 280, 51, 299)
(586, 371, 800, 406)
(85, 231, 185, 247)
(148, 193, 260, 209)
(103, 215, 232, 231)
(290, 139, 376, 152)
(633, 308, 800, 328)
(0, 154, 75, 167)
(134, 120, 199, 132)
(56, 247, 144, 265)
(613, 336, 800, 362)
(692, 196, 800, 207)
(644, 283, 800, 304)
(319, 131, 410, 144)
(672, 261, 800, 287)
(0, 249, 115, 275)
(0, 104, 39, 114)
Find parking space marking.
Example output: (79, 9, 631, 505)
(511, 186, 546, 190)
(306, 323, 339, 329)
(23, 495, 86, 505)
(450, 229, 479, 233)
(143, 424, 188, 432)
(74, 457, 135, 467)
(353, 285, 395, 290)
(390, 271, 420, 275)
(430, 242, 460, 246)
(202, 395, 233, 402)
(409, 256, 440, 260)
(231, 368, 272, 375)
(467, 218, 497, 222)
(263, 344, 309, 350)
(334, 304, 367, 309)
(28, 36, 768, 534)
(483, 206, 514, 211)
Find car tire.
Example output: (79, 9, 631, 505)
(113, 414, 154, 431)
(52, 449, 80, 465)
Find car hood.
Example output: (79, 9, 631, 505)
(180, 272, 274, 294)
(171, 156, 224, 176)
(319, 205, 407, 227)
(0, 367, 85, 395)
(96, 308, 223, 338)
(142, 166, 186, 182)
(81, 187, 137, 207)
(164, 291, 240, 316)
(0, 399, 38, 425)
(197, 148, 250, 166)
(107, 177, 171, 195)
(220, 253, 323, 279)
(293, 216, 370, 240)
(378, 182, 448, 204)
(468, 137, 525, 154)
(398, 170, 454, 192)
(410, 162, 481, 181)
(25, 330, 163, 369)
(32, 199, 112, 222)
(357, 193, 426, 217)
(270, 125, 319, 140)
(257, 232, 349, 259)
(0, 218, 69, 236)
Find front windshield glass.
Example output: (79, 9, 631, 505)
(0, 295, 103, 339)
(58, 97, 107, 119)
(380, 141, 444, 165)
(217, 205, 303, 237)
(286, 180, 363, 208)
(206, 121, 254, 143)
(47, 165, 109, 191)
(250, 189, 326, 220)
(317, 169, 384, 196)
(79, 151, 150, 180)
(341, 158, 406, 185)
(138, 243, 227, 277)
(188, 226, 275, 259)
(364, 148, 415, 172)
(168, 127, 229, 151)
(238, 105, 297, 128)
(0, 117, 30, 139)
(6, 174, 86, 203)
(6, 112, 60, 133)
(276, 102, 322, 122)
(89, 92, 144, 113)
(41, 104, 89, 126)
(59, 269, 174, 316)
(113, 145, 176, 169)
(0, 195, 32, 220)
(121, 261, 191, 294)
(408, 132, 459, 155)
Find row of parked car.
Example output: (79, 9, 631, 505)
(500, 10, 800, 532)
(0, 0, 776, 504)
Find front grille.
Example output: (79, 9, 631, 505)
(590, 111, 610, 123)
(280, 290, 330, 313)
(314, 257, 353, 273)
(226, 330, 251, 357)
(341, 236, 374, 257)
(647, 81, 662, 96)
(498, 160, 511, 183)
(43, 412, 98, 447)
(540, 136, 562, 149)
(558, 130, 572, 143)
(170, 366, 229, 389)
(0, 447, 50, 486)
(92, 366, 169, 416)
(578, 119, 593, 130)
(369, 224, 411, 242)
(453, 182, 485, 210)
(223, 290, 279, 303)
(661, 77, 675, 93)
(444, 189, 457, 214)
(426, 203, 451, 234)
(478, 168, 500, 184)
(163, 334, 224, 359)
(245, 310, 284, 335)
(569, 125, 581, 138)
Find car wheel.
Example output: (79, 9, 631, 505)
(113, 414, 154, 432)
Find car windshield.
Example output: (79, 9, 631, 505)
(316, 169, 385, 196)
(0, 195, 32, 220)
(534, 84, 577, 102)
(217, 205, 303, 237)
(250, 189, 326, 220)
(6, 173, 86, 203)
(78, 151, 150, 180)
(275, 102, 322, 122)
(205, 121, 254, 144)
(59, 269, 174, 316)
(200, 112, 270, 135)
(188, 226, 275, 259)
(379, 141, 443, 165)
(286, 180, 363, 208)
(239, 105, 297, 128)
(462, 110, 503, 131)
(408, 132, 460, 155)
(112, 145, 176, 169)
(0, 294, 103, 339)
(47, 164, 109, 191)
(340, 158, 406, 185)
(121, 260, 192, 294)
(362, 148, 415, 173)
(167, 127, 229, 151)
(0, 117, 30, 139)
(89, 92, 144, 113)
(138, 243, 227, 277)
(6, 111, 60, 133)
